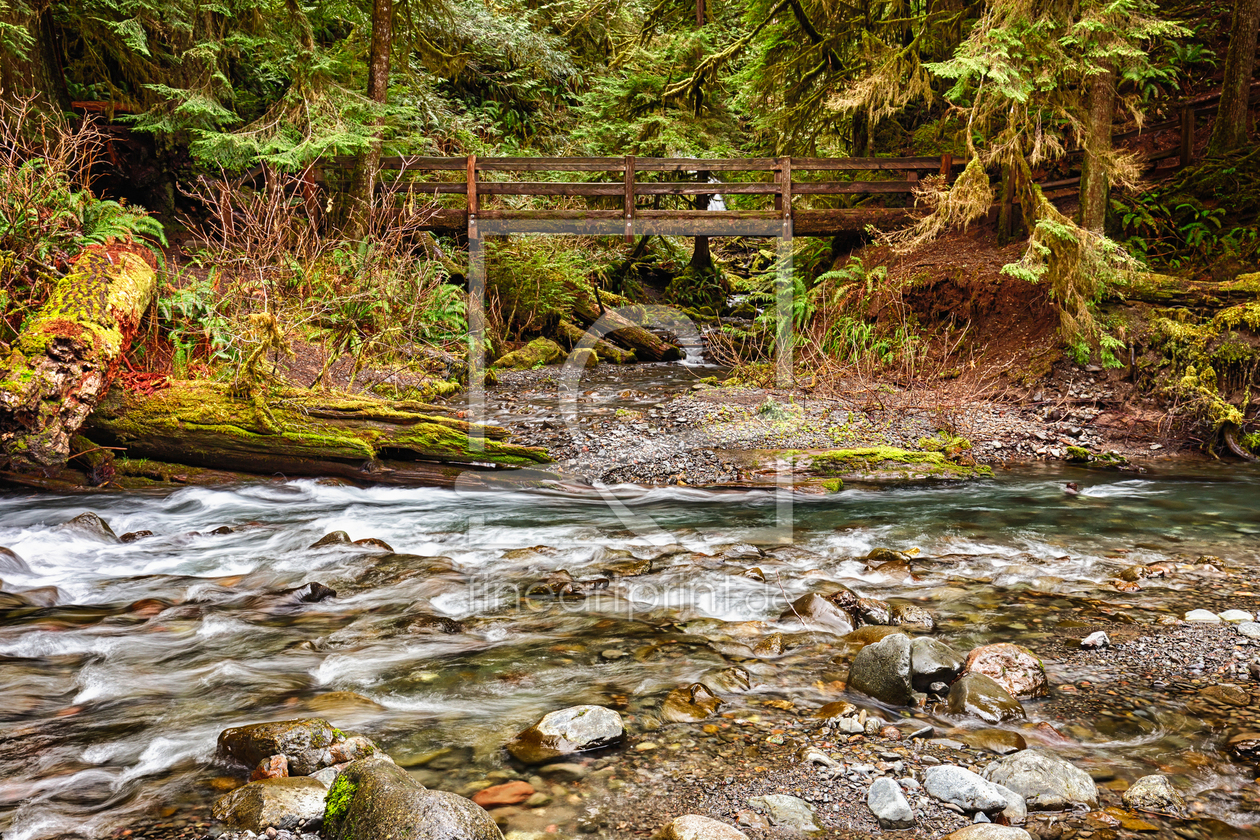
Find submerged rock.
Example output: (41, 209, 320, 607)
(282, 582, 337, 603)
(747, 794, 824, 836)
(0, 547, 32, 575)
(62, 512, 118, 542)
(891, 602, 936, 632)
(507, 705, 624, 764)
(1122, 774, 1184, 813)
(324, 756, 502, 840)
(1080, 631, 1109, 649)
(983, 749, 1098, 810)
(662, 683, 724, 723)
(848, 632, 913, 706)
(964, 643, 1048, 699)
(867, 777, 915, 828)
(958, 728, 1027, 756)
(948, 673, 1026, 724)
(1184, 609, 1222, 623)
(780, 592, 854, 634)
(652, 815, 748, 840)
(212, 777, 328, 832)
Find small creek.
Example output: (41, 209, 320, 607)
(2, 465, 1260, 839)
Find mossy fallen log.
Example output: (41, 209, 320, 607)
(1116, 272, 1260, 307)
(571, 297, 683, 362)
(1, 243, 157, 471)
(84, 381, 549, 486)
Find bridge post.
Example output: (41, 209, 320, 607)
(624, 155, 635, 244)
(776, 155, 794, 389)
(466, 153, 484, 451)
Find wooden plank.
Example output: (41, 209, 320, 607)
(635, 182, 777, 195)
(478, 157, 625, 172)
(791, 156, 947, 171)
(476, 210, 623, 220)
(636, 210, 779, 219)
(940, 153, 952, 178)
(466, 155, 478, 215)
(366, 156, 466, 170)
(792, 208, 912, 234)
(396, 182, 469, 194)
(636, 158, 777, 172)
(477, 182, 623, 196)
(790, 181, 918, 194)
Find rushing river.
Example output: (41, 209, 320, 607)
(2, 466, 1260, 839)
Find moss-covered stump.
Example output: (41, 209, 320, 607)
(0, 243, 157, 472)
(84, 381, 549, 487)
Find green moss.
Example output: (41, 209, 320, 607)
(323, 773, 356, 824)
(1065, 446, 1091, 462)
(820, 478, 844, 493)
(805, 447, 991, 479)
(492, 337, 564, 370)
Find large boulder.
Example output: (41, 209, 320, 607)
(924, 765, 1009, 813)
(507, 705, 623, 764)
(1122, 774, 1184, 814)
(325, 757, 501, 840)
(983, 750, 1098, 810)
(661, 684, 724, 723)
(964, 644, 1048, 699)
(848, 633, 913, 706)
(212, 777, 328, 832)
(947, 673, 1026, 724)
(910, 637, 965, 691)
(867, 777, 915, 829)
(652, 815, 748, 840)
(780, 593, 854, 634)
(217, 718, 377, 776)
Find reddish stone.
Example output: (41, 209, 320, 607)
(472, 781, 535, 808)
(249, 754, 288, 781)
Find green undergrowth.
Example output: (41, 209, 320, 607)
(787, 446, 992, 480)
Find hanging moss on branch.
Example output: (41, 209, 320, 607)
(1, 243, 157, 472)
(84, 380, 549, 486)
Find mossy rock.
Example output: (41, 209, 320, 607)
(804, 447, 993, 481)
(492, 338, 564, 370)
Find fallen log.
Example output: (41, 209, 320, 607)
(0, 243, 157, 472)
(1115, 272, 1260, 307)
(571, 296, 684, 362)
(84, 381, 550, 486)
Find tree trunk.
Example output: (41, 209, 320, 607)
(1080, 64, 1116, 233)
(30, 6, 72, 111)
(0, 243, 157, 471)
(346, 0, 393, 236)
(1208, 0, 1260, 156)
(84, 381, 549, 485)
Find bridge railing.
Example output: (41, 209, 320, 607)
(326, 154, 963, 235)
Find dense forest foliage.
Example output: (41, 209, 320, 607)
(0, 0, 1257, 456)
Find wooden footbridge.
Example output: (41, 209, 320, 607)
(347, 154, 962, 239)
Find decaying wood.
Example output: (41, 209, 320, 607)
(84, 381, 550, 486)
(0, 243, 157, 472)
(571, 296, 684, 362)
(1114, 272, 1260, 307)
